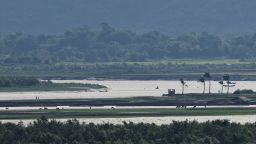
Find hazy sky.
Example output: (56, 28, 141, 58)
(0, 0, 255, 35)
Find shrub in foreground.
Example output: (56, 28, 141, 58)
(0, 117, 255, 144)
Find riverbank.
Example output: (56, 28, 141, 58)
(1, 107, 256, 120)
(2, 59, 256, 80)
(2, 115, 256, 125)
(0, 83, 107, 92)
(0, 94, 253, 107)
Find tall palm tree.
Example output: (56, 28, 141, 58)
(203, 72, 211, 94)
(180, 78, 186, 95)
(219, 80, 224, 93)
(223, 74, 230, 94)
(199, 76, 206, 94)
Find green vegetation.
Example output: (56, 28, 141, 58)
(2, 25, 256, 63)
(2, 25, 256, 80)
(1, 59, 256, 80)
(1, 108, 256, 120)
(0, 82, 107, 92)
(0, 117, 256, 144)
(234, 89, 255, 94)
(0, 77, 40, 87)
(0, 94, 254, 107)
(0, 77, 106, 92)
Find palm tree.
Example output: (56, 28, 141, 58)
(203, 72, 211, 94)
(223, 74, 230, 94)
(180, 78, 186, 95)
(219, 80, 224, 93)
(199, 76, 206, 94)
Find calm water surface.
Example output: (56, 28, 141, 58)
(1, 80, 256, 124)
(0, 80, 255, 100)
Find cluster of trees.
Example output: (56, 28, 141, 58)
(0, 77, 107, 91)
(233, 89, 254, 94)
(1, 24, 256, 64)
(0, 77, 40, 87)
(198, 72, 212, 94)
(1, 61, 256, 80)
(180, 73, 236, 94)
(219, 74, 235, 94)
(0, 117, 255, 144)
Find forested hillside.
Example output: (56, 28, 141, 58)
(0, 24, 256, 64)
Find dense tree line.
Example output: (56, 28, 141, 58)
(0, 117, 255, 144)
(0, 77, 107, 90)
(1, 62, 256, 80)
(0, 77, 40, 87)
(1, 24, 256, 64)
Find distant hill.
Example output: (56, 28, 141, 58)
(1, 0, 256, 35)
(1, 25, 256, 64)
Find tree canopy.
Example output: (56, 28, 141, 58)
(1, 24, 256, 64)
(0, 118, 255, 144)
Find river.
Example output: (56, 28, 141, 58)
(0, 80, 255, 100)
(1, 80, 256, 124)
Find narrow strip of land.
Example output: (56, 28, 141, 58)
(0, 94, 254, 107)
(1, 107, 256, 119)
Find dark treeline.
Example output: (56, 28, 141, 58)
(1, 23, 256, 64)
(1, 62, 256, 80)
(0, 77, 40, 87)
(0, 77, 107, 89)
(0, 117, 255, 144)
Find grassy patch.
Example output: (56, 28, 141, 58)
(0, 83, 107, 92)
(1, 108, 256, 119)
(2, 59, 256, 80)
(61, 59, 256, 66)
(0, 94, 254, 107)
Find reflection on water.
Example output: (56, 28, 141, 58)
(0, 80, 255, 100)
(2, 115, 256, 125)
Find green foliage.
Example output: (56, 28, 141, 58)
(2, 61, 256, 80)
(233, 89, 254, 94)
(223, 74, 230, 81)
(1, 107, 256, 119)
(2, 25, 256, 80)
(0, 77, 106, 91)
(0, 77, 40, 87)
(0, 118, 256, 144)
(1, 25, 256, 64)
